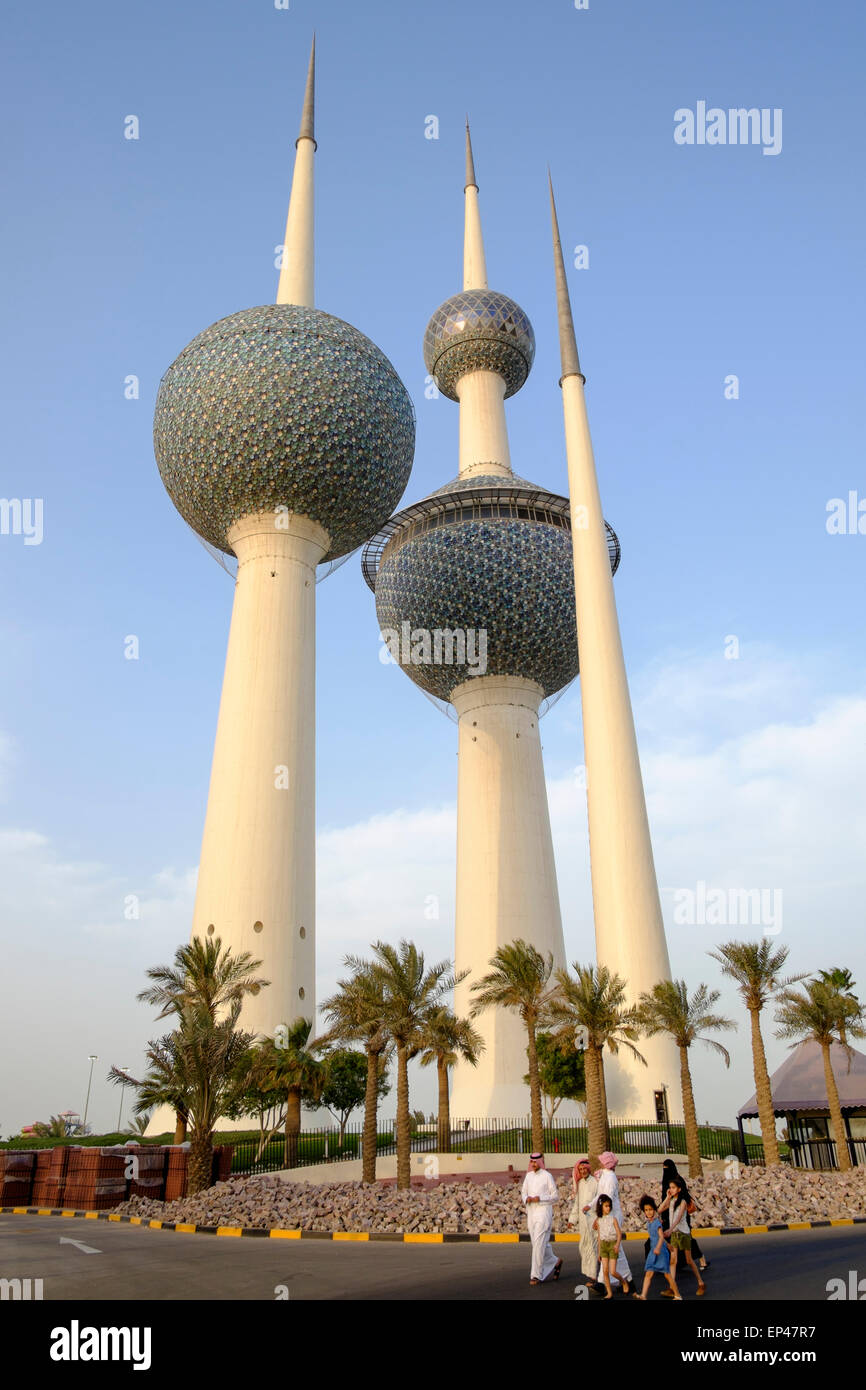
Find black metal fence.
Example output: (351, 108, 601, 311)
(786, 1136, 866, 1170)
(225, 1117, 763, 1176)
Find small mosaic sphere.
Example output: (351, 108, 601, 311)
(154, 304, 415, 560)
(423, 289, 535, 402)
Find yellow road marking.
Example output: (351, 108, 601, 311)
(404, 1233, 442, 1243)
(479, 1233, 518, 1243)
(269, 1229, 302, 1239)
(216, 1226, 243, 1237)
(333, 1232, 369, 1241)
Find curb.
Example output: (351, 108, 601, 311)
(3, 1206, 865, 1243)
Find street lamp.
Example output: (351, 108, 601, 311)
(83, 1055, 98, 1133)
(116, 1067, 130, 1134)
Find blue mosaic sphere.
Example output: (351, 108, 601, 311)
(423, 290, 535, 402)
(154, 304, 415, 560)
(371, 480, 581, 701)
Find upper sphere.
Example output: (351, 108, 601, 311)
(423, 289, 534, 401)
(154, 304, 415, 560)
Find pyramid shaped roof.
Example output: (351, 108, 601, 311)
(738, 1038, 866, 1116)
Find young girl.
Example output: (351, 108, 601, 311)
(634, 1195, 680, 1300)
(659, 1178, 706, 1295)
(592, 1194, 630, 1298)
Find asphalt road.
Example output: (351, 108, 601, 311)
(1, 1216, 865, 1301)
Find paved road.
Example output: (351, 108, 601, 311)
(1, 1216, 864, 1301)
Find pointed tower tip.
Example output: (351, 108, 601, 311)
(549, 173, 583, 383)
(465, 119, 478, 191)
(297, 34, 316, 148)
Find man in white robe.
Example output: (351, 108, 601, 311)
(521, 1153, 563, 1285)
(569, 1157, 599, 1280)
(594, 1151, 632, 1289)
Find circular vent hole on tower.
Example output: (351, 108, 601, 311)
(253, 920, 264, 933)
(299, 927, 306, 939)
(298, 987, 306, 1000)
(206, 924, 215, 936)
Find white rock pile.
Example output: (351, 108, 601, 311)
(115, 1165, 866, 1234)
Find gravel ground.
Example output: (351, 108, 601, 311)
(115, 1164, 866, 1234)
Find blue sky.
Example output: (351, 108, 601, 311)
(1, 0, 864, 1135)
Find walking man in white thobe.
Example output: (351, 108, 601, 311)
(521, 1153, 563, 1286)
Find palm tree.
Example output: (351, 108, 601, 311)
(109, 1038, 190, 1144)
(709, 940, 806, 1166)
(775, 980, 866, 1173)
(112, 1001, 255, 1192)
(637, 980, 736, 1179)
(547, 962, 646, 1166)
(244, 1020, 324, 1169)
(470, 940, 557, 1154)
(367, 940, 460, 1190)
(138, 935, 268, 1022)
(416, 1007, 485, 1153)
(815, 968, 860, 1047)
(137, 935, 267, 1137)
(320, 962, 392, 1183)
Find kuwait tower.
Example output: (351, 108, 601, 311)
(549, 179, 679, 1116)
(153, 40, 415, 1044)
(363, 129, 621, 1116)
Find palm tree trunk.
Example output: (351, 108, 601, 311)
(821, 1040, 851, 1172)
(748, 1006, 780, 1165)
(525, 1017, 544, 1154)
(437, 1058, 451, 1154)
(361, 1047, 379, 1184)
(284, 1089, 301, 1170)
(173, 1109, 187, 1145)
(598, 1052, 610, 1149)
(679, 1044, 703, 1180)
(585, 1042, 606, 1169)
(396, 1043, 411, 1190)
(188, 1126, 213, 1194)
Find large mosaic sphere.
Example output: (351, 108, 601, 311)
(423, 290, 535, 402)
(154, 304, 415, 561)
(366, 476, 619, 702)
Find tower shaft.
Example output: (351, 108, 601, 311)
(450, 677, 566, 1118)
(191, 512, 329, 1039)
(551, 181, 679, 1117)
(457, 371, 511, 476)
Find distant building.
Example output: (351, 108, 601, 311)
(737, 1039, 866, 1168)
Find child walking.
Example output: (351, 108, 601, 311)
(593, 1194, 630, 1298)
(659, 1178, 706, 1296)
(634, 1195, 680, 1300)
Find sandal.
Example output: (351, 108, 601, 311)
(553, 1259, 563, 1281)
(530, 1278, 539, 1286)
(696, 1283, 706, 1296)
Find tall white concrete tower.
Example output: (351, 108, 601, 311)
(153, 41, 415, 1047)
(549, 178, 680, 1116)
(363, 129, 621, 1117)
